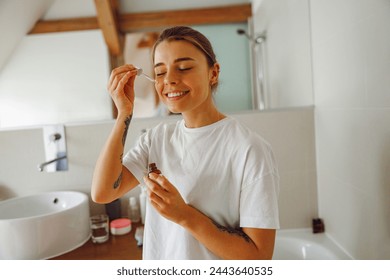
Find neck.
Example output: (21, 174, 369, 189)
(182, 105, 225, 128)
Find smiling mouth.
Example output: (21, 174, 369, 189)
(165, 91, 190, 98)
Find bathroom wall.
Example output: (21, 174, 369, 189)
(0, 108, 317, 229)
(310, 0, 390, 259)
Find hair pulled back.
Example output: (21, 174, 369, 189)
(152, 26, 217, 68)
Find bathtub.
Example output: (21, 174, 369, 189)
(273, 228, 352, 260)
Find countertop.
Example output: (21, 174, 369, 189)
(51, 224, 143, 260)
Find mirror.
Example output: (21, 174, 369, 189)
(252, 0, 314, 109)
(0, 29, 112, 129)
(0, 23, 251, 129)
(0, 0, 314, 129)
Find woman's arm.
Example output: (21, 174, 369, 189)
(144, 173, 276, 259)
(184, 208, 276, 259)
(91, 113, 139, 203)
(91, 65, 140, 204)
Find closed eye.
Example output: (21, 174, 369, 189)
(179, 67, 192, 71)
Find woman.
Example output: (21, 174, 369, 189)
(91, 26, 280, 260)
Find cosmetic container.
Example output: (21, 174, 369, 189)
(105, 198, 121, 221)
(128, 196, 140, 223)
(110, 218, 132, 235)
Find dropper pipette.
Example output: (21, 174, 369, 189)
(136, 67, 155, 83)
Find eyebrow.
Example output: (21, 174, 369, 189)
(154, 57, 195, 68)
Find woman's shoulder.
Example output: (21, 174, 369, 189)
(224, 117, 273, 152)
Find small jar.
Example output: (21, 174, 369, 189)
(110, 218, 132, 235)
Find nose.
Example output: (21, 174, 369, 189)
(163, 70, 178, 85)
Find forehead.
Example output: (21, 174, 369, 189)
(154, 40, 207, 65)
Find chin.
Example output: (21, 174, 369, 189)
(164, 104, 184, 114)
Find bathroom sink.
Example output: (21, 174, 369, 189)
(0, 191, 90, 259)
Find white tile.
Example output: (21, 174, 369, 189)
(316, 107, 390, 259)
(312, 25, 366, 108)
(310, 0, 359, 47)
(363, 6, 390, 107)
(365, 109, 390, 198)
(316, 109, 372, 191)
(279, 170, 317, 229)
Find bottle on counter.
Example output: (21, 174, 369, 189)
(105, 198, 121, 221)
(128, 196, 140, 223)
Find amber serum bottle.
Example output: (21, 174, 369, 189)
(148, 163, 161, 175)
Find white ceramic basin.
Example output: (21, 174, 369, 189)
(0, 191, 90, 259)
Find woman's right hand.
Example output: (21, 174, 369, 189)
(107, 64, 138, 117)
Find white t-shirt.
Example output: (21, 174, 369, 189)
(123, 117, 280, 259)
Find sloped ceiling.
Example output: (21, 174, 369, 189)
(0, 0, 54, 71)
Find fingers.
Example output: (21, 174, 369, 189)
(144, 173, 178, 206)
(144, 174, 168, 196)
(108, 65, 137, 93)
(148, 173, 170, 189)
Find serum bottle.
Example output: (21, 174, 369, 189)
(139, 163, 161, 224)
(148, 163, 161, 175)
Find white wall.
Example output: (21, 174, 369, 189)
(0, 109, 317, 229)
(311, 0, 390, 259)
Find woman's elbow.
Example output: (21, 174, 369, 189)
(91, 185, 110, 204)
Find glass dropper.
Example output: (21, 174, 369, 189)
(136, 67, 155, 83)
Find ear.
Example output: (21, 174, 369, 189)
(209, 62, 220, 86)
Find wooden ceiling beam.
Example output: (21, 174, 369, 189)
(94, 0, 122, 56)
(29, 17, 99, 33)
(29, 4, 251, 34)
(119, 4, 252, 32)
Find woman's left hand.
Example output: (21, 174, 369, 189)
(143, 173, 190, 225)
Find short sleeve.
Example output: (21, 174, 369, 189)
(240, 173, 280, 229)
(239, 137, 280, 229)
(122, 131, 151, 184)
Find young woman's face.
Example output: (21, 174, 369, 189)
(153, 40, 219, 114)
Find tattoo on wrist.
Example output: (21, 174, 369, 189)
(122, 114, 132, 146)
(113, 172, 122, 189)
(212, 221, 251, 243)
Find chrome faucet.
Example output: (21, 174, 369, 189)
(39, 124, 68, 172)
(37, 155, 67, 172)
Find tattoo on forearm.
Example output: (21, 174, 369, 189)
(212, 221, 251, 243)
(115, 115, 131, 189)
(113, 172, 122, 189)
(122, 114, 132, 146)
